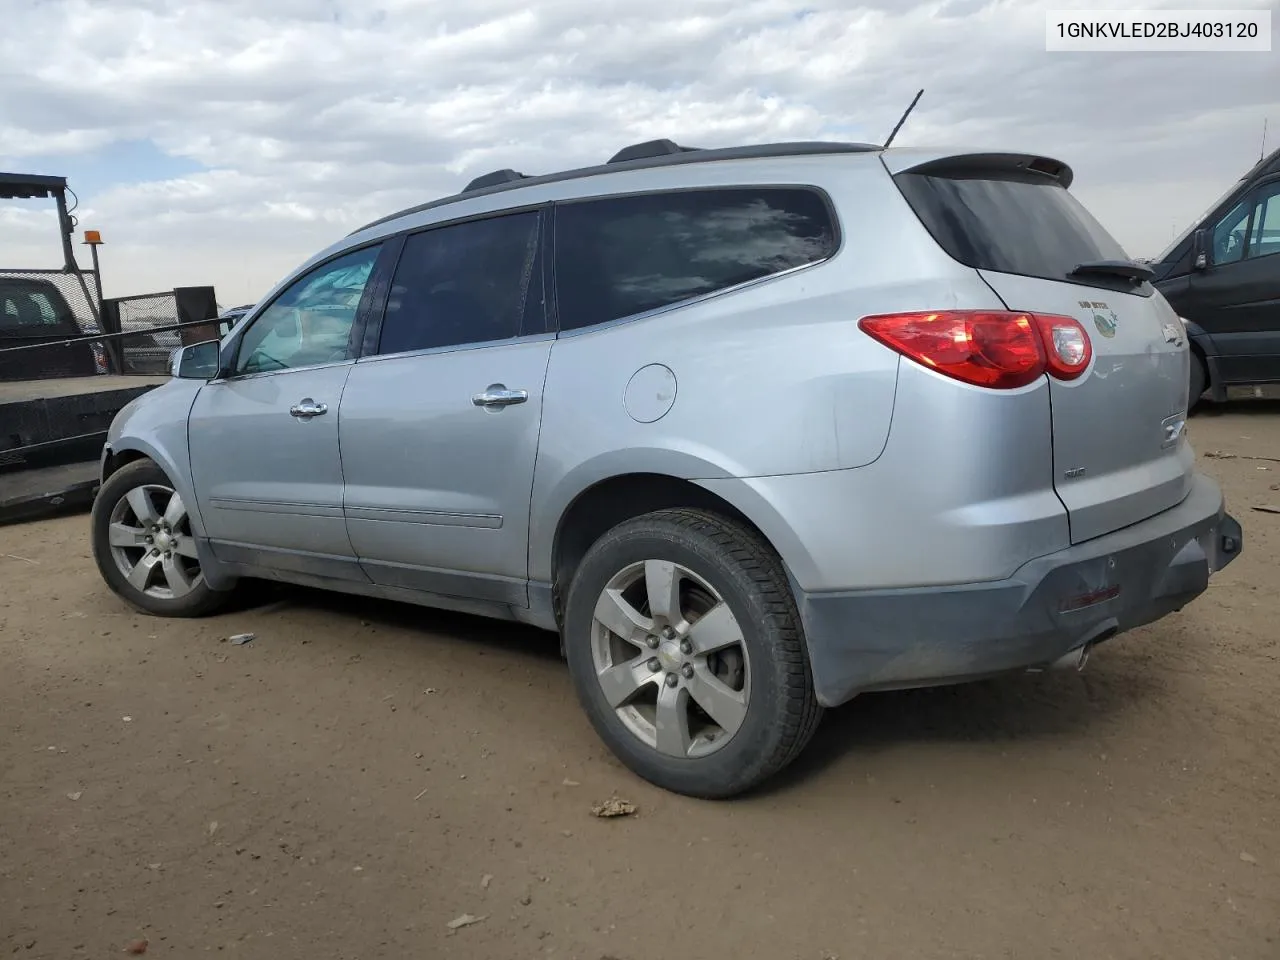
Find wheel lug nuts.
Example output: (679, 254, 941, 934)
(680, 640, 693, 655)
(662, 626, 676, 640)
(665, 672, 679, 687)
(646, 636, 659, 649)
(647, 659, 661, 673)
(681, 663, 694, 679)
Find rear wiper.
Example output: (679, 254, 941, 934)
(1068, 259, 1154, 283)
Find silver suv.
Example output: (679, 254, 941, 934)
(91, 139, 1243, 798)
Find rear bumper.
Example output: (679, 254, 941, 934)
(797, 473, 1241, 707)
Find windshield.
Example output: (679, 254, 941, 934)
(0, 284, 75, 333)
(1153, 179, 1243, 264)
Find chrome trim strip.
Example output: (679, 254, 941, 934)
(208, 497, 344, 518)
(345, 507, 503, 529)
(208, 358, 355, 385)
(355, 332, 555, 365)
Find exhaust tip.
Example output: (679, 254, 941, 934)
(1029, 627, 1118, 675)
(1048, 642, 1092, 672)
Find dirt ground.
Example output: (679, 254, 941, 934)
(2, 405, 1278, 960)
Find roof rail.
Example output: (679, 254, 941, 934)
(607, 139, 700, 164)
(351, 141, 881, 237)
(463, 168, 528, 193)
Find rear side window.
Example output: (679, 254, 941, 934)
(894, 172, 1130, 285)
(378, 210, 544, 355)
(554, 188, 837, 331)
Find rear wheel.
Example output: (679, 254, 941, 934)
(91, 459, 229, 617)
(563, 508, 822, 798)
(1189, 352, 1207, 410)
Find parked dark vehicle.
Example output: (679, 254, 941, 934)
(1151, 146, 1280, 405)
(216, 304, 254, 336)
(119, 318, 180, 375)
(0, 277, 100, 382)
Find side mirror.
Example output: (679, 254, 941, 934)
(1192, 228, 1210, 270)
(169, 340, 220, 380)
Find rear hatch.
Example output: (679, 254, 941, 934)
(887, 151, 1193, 543)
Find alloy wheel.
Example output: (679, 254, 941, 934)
(106, 484, 202, 600)
(590, 559, 750, 759)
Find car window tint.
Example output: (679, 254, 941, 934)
(554, 189, 837, 331)
(235, 245, 380, 375)
(1212, 198, 1251, 265)
(1247, 185, 1280, 259)
(379, 210, 543, 354)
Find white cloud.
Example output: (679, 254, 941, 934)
(1, 0, 1277, 304)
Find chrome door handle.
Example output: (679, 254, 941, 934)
(289, 398, 328, 419)
(472, 386, 529, 409)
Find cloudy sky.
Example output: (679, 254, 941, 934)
(2, 0, 1277, 307)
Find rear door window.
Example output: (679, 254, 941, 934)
(894, 171, 1135, 289)
(554, 188, 837, 331)
(377, 210, 544, 355)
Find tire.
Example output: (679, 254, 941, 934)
(562, 508, 823, 798)
(1189, 352, 1207, 411)
(91, 459, 230, 617)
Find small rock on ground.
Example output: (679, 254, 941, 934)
(591, 796, 637, 818)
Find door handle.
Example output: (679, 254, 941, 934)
(289, 398, 328, 419)
(472, 385, 529, 409)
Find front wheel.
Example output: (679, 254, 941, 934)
(91, 459, 230, 617)
(563, 508, 822, 799)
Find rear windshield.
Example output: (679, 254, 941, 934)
(894, 172, 1134, 287)
(0, 286, 75, 334)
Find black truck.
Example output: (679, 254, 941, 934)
(1150, 146, 1280, 404)
(0, 275, 101, 382)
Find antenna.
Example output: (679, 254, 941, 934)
(883, 89, 924, 149)
(1262, 118, 1269, 162)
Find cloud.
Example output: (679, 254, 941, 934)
(1, 0, 1277, 304)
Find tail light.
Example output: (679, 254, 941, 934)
(858, 310, 1092, 389)
(91, 342, 109, 374)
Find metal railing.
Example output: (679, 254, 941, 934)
(103, 290, 183, 375)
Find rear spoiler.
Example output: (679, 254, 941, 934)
(881, 150, 1074, 189)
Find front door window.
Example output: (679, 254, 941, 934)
(1212, 199, 1251, 265)
(235, 246, 380, 375)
